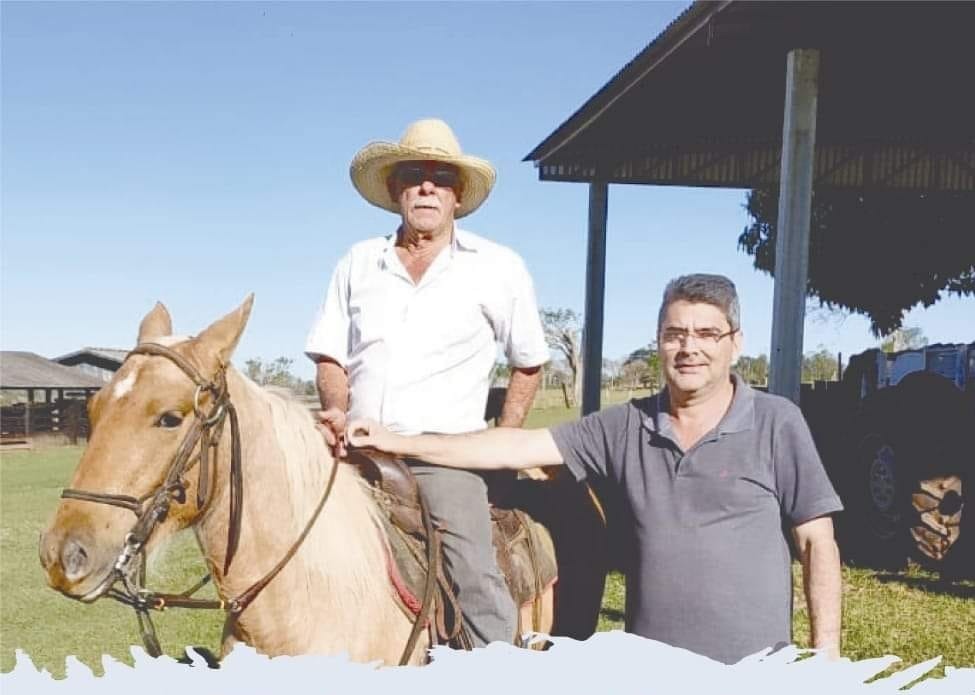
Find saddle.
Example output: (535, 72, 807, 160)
(347, 449, 558, 652)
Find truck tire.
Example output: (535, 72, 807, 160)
(851, 372, 971, 576)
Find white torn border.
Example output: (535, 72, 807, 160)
(3, 632, 974, 695)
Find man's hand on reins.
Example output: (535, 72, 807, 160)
(316, 407, 348, 458)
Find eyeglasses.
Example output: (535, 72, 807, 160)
(392, 164, 460, 189)
(660, 327, 738, 347)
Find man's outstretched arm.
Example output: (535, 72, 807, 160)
(347, 419, 564, 471)
(793, 516, 842, 659)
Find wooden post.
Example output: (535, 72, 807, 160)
(582, 180, 608, 416)
(769, 48, 820, 404)
(25, 389, 34, 437)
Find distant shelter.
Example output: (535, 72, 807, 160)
(54, 347, 127, 383)
(0, 351, 105, 447)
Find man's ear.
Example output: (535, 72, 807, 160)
(731, 330, 744, 364)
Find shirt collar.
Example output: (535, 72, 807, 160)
(642, 373, 756, 439)
(379, 225, 477, 269)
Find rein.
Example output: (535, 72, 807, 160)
(59, 342, 340, 658)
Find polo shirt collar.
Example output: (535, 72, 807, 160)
(643, 373, 756, 440)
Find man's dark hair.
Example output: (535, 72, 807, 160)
(657, 274, 740, 333)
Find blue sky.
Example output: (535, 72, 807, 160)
(3, 1, 971, 381)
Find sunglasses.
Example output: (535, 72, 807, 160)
(393, 164, 460, 189)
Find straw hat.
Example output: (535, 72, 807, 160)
(349, 118, 496, 218)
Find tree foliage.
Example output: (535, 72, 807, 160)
(801, 348, 838, 383)
(739, 188, 975, 336)
(244, 357, 315, 395)
(620, 343, 662, 392)
(880, 326, 928, 353)
(736, 354, 769, 386)
(540, 308, 582, 405)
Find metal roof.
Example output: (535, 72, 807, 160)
(525, 1, 975, 191)
(1, 352, 107, 390)
(54, 347, 128, 366)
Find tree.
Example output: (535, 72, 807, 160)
(736, 354, 769, 386)
(802, 348, 838, 383)
(244, 357, 315, 395)
(602, 358, 622, 388)
(620, 359, 649, 389)
(739, 188, 975, 336)
(645, 350, 662, 393)
(541, 308, 582, 406)
(880, 326, 928, 353)
(620, 343, 662, 392)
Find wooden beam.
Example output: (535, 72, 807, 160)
(582, 181, 609, 415)
(769, 48, 820, 403)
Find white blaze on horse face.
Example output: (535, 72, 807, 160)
(112, 370, 139, 401)
(110, 336, 190, 402)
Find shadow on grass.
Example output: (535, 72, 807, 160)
(872, 573, 975, 600)
(600, 607, 624, 622)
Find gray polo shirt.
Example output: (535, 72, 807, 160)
(550, 376, 842, 664)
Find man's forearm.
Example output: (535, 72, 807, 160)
(315, 358, 349, 412)
(350, 422, 564, 472)
(799, 531, 842, 654)
(499, 366, 542, 427)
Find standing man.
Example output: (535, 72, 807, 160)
(305, 118, 549, 647)
(348, 274, 844, 664)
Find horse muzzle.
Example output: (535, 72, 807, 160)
(39, 522, 123, 600)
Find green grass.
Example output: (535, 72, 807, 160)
(535, 388, 975, 671)
(3, 390, 973, 676)
(596, 565, 975, 674)
(1, 446, 224, 677)
(523, 387, 652, 429)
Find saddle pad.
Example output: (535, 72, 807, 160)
(372, 487, 557, 619)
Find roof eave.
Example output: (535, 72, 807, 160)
(523, 0, 732, 164)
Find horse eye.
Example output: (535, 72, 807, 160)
(156, 412, 184, 429)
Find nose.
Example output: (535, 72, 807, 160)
(39, 529, 94, 586)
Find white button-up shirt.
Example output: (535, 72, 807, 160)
(305, 229, 549, 435)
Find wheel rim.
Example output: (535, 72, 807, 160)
(866, 442, 900, 540)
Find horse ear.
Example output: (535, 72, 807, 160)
(193, 294, 255, 370)
(137, 302, 173, 344)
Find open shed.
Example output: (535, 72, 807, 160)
(525, 0, 975, 412)
(0, 351, 105, 444)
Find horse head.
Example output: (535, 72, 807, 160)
(39, 296, 254, 602)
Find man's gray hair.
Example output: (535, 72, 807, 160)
(657, 274, 740, 333)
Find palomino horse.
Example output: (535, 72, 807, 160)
(39, 297, 556, 665)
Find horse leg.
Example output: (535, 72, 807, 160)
(517, 583, 555, 648)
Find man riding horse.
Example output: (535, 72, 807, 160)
(305, 118, 550, 647)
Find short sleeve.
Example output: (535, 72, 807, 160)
(773, 404, 844, 525)
(499, 255, 549, 368)
(304, 254, 353, 366)
(550, 404, 630, 483)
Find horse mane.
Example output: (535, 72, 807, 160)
(226, 370, 390, 609)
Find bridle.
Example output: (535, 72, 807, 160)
(59, 342, 339, 658)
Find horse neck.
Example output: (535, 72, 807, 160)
(195, 370, 397, 650)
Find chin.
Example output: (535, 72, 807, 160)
(669, 374, 708, 393)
